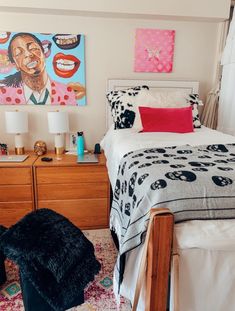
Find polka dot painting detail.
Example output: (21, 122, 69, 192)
(134, 28, 175, 73)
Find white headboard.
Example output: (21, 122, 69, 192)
(106, 79, 199, 129)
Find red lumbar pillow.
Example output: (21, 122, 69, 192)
(139, 106, 194, 133)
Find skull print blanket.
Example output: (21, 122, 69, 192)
(111, 143, 235, 261)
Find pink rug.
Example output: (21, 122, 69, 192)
(0, 229, 131, 311)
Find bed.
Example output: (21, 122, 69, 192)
(101, 79, 235, 311)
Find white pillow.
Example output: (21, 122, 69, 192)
(132, 89, 194, 130)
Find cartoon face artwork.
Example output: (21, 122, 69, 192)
(212, 176, 233, 187)
(165, 170, 197, 182)
(150, 179, 167, 190)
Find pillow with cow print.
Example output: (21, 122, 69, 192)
(185, 93, 203, 128)
(106, 85, 149, 129)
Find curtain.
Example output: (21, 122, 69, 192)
(201, 83, 220, 129)
(217, 8, 235, 136)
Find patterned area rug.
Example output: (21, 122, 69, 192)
(0, 229, 131, 311)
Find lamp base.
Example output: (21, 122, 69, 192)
(55, 147, 65, 155)
(15, 147, 25, 155)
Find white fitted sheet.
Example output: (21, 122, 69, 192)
(101, 127, 235, 310)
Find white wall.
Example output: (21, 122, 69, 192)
(0, 5, 229, 151)
(0, 0, 230, 21)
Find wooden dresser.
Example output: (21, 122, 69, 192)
(0, 155, 36, 227)
(33, 153, 110, 229)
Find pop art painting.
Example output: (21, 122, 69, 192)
(134, 28, 175, 73)
(0, 31, 86, 105)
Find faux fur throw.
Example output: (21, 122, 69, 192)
(0, 209, 101, 311)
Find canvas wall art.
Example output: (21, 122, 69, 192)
(0, 31, 86, 105)
(134, 28, 175, 73)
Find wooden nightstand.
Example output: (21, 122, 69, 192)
(33, 153, 110, 229)
(0, 154, 37, 227)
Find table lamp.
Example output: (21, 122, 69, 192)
(48, 111, 69, 155)
(5, 111, 28, 155)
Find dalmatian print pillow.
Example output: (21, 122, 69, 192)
(185, 94, 203, 128)
(106, 85, 149, 129)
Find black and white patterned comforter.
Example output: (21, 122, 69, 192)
(110, 143, 235, 256)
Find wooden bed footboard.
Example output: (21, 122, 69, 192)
(146, 208, 174, 311)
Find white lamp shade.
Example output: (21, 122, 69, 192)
(5, 111, 28, 134)
(48, 111, 69, 134)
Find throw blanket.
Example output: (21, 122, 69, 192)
(0, 209, 101, 311)
(111, 143, 235, 257)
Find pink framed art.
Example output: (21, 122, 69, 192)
(134, 28, 175, 73)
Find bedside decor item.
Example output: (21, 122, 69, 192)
(134, 28, 175, 73)
(48, 111, 69, 155)
(0, 143, 8, 155)
(94, 143, 101, 154)
(5, 111, 28, 155)
(76, 131, 84, 156)
(0, 31, 86, 106)
(34, 140, 47, 156)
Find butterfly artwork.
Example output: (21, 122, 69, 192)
(134, 28, 175, 73)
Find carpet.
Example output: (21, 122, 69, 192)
(0, 229, 131, 311)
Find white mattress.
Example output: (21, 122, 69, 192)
(101, 127, 235, 311)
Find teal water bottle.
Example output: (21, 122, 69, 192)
(77, 132, 84, 156)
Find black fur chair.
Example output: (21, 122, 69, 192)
(0, 225, 7, 286)
(0, 209, 101, 311)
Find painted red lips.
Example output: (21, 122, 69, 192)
(53, 53, 80, 78)
(0, 32, 11, 44)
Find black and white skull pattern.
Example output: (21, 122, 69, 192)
(125, 203, 131, 216)
(144, 148, 166, 154)
(170, 164, 185, 169)
(177, 150, 193, 154)
(207, 144, 229, 153)
(192, 167, 208, 172)
(123, 151, 134, 158)
(132, 194, 137, 209)
(150, 179, 167, 190)
(227, 158, 235, 162)
(163, 154, 176, 158)
(152, 160, 169, 164)
(121, 162, 127, 175)
(132, 153, 144, 158)
(198, 155, 212, 159)
(212, 176, 233, 187)
(128, 161, 140, 169)
(189, 161, 216, 167)
(129, 172, 138, 197)
(114, 179, 121, 200)
(174, 156, 188, 160)
(138, 173, 149, 185)
(230, 153, 235, 156)
(120, 200, 123, 212)
(217, 167, 234, 171)
(138, 163, 152, 169)
(214, 160, 228, 164)
(165, 170, 197, 182)
(146, 155, 159, 159)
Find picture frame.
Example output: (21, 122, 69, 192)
(65, 133, 77, 151)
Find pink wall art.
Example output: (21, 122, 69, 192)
(134, 28, 175, 73)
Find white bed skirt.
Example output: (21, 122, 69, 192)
(114, 219, 235, 311)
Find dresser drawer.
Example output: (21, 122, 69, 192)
(0, 202, 33, 227)
(38, 199, 108, 229)
(0, 167, 31, 185)
(36, 166, 108, 184)
(37, 183, 108, 200)
(0, 185, 32, 202)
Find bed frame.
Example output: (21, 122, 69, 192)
(107, 79, 199, 311)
